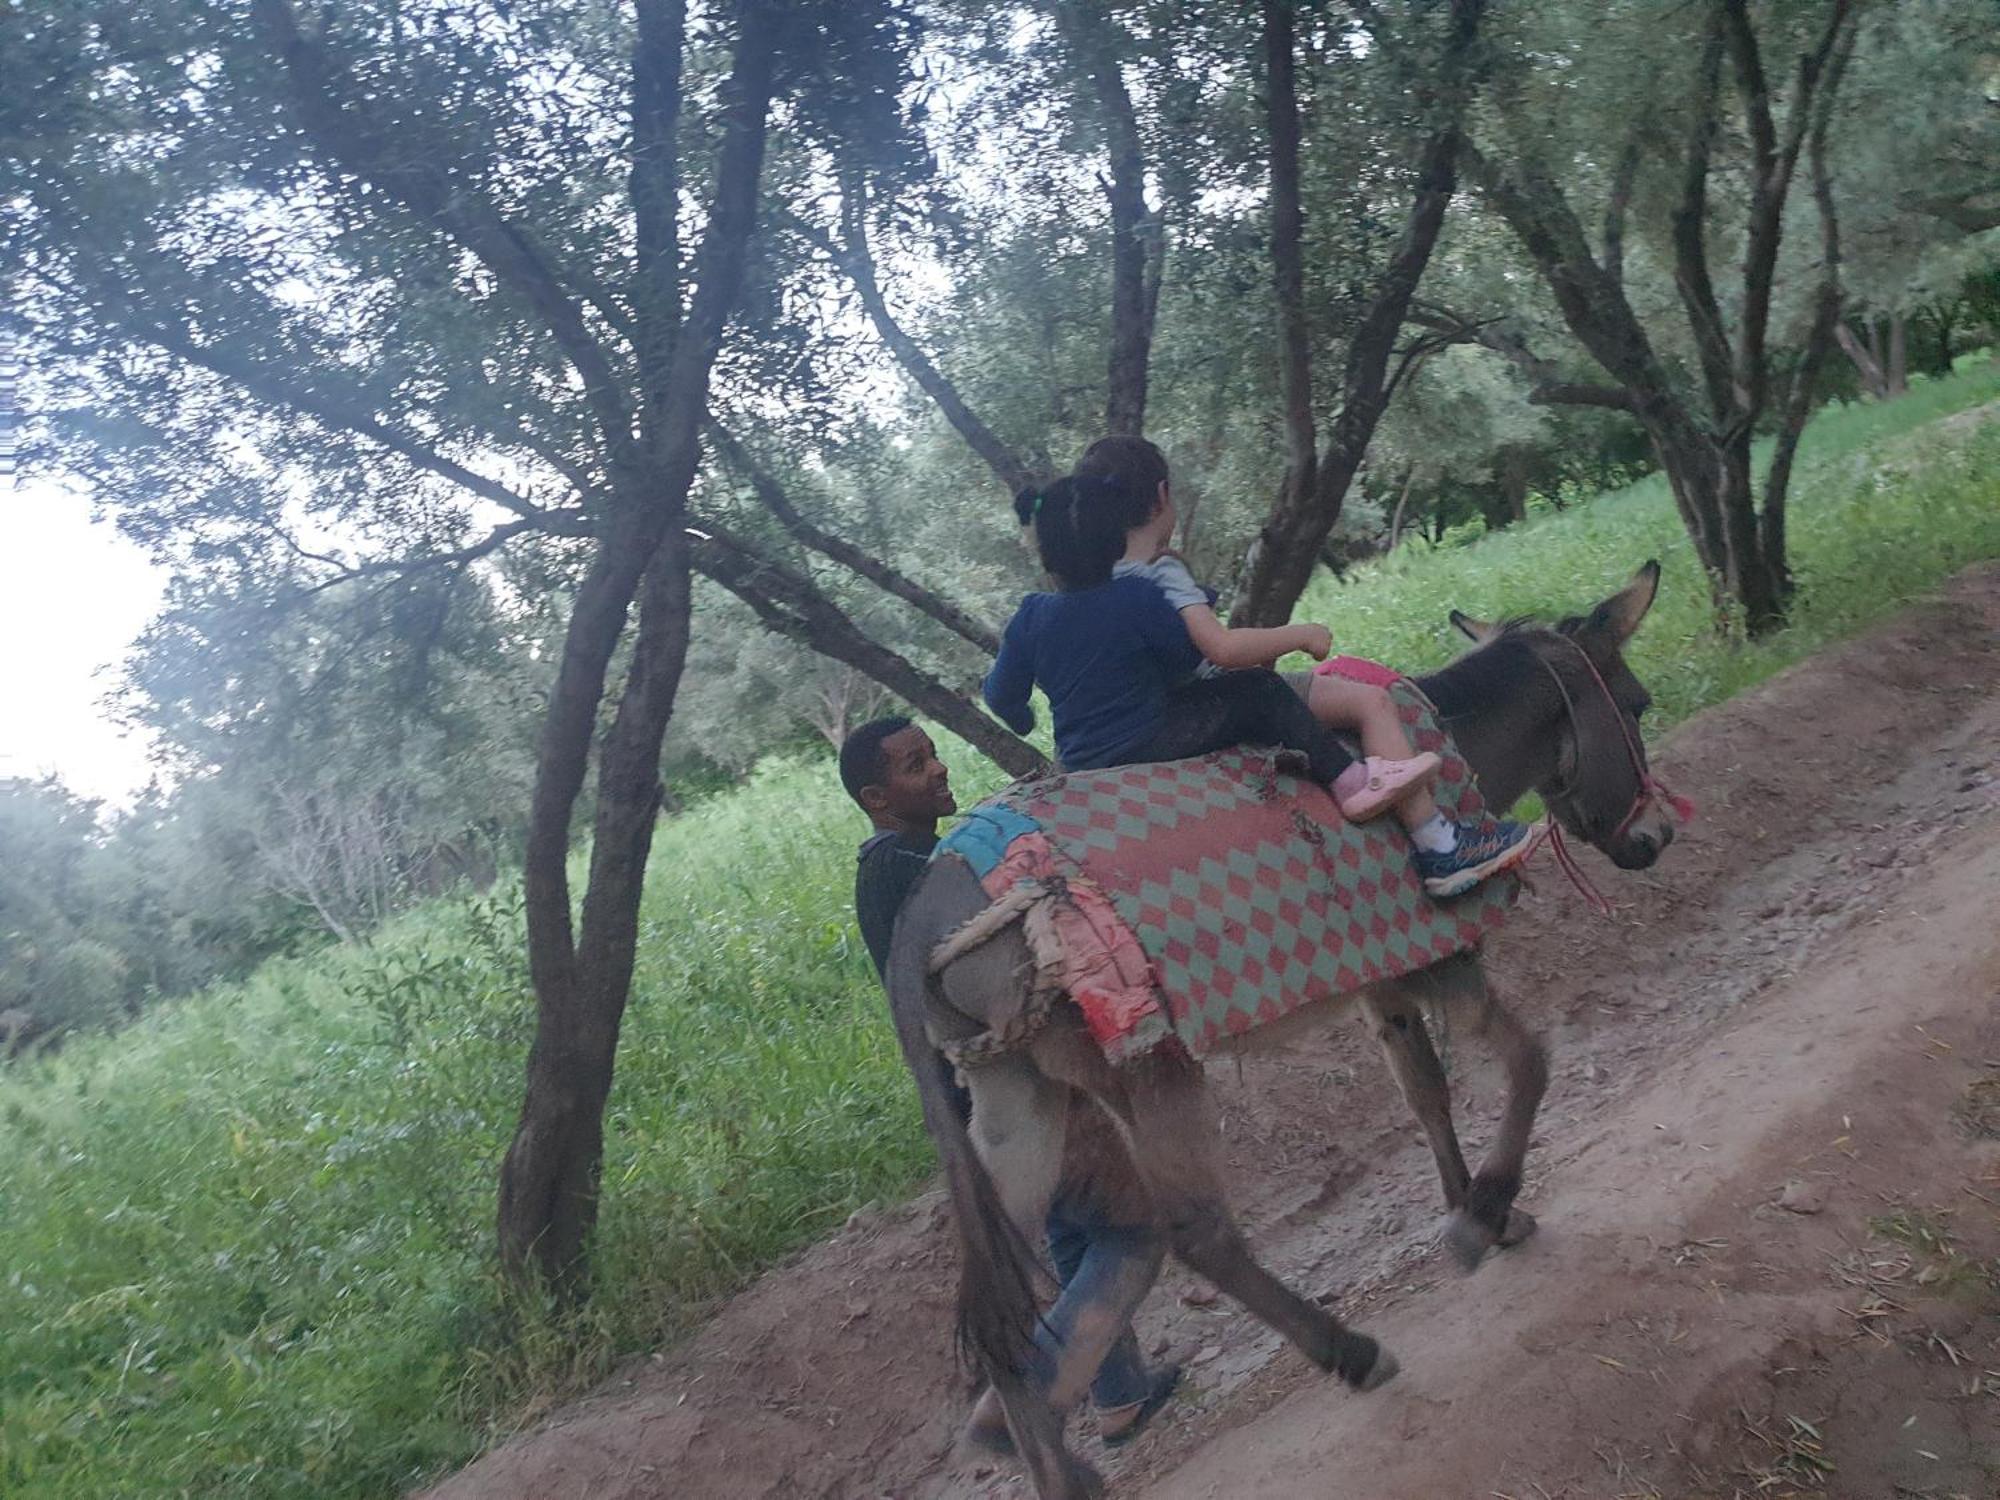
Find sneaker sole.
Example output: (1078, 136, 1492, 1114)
(1338, 754, 1443, 821)
(1421, 827, 1541, 899)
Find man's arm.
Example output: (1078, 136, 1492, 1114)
(855, 841, 931, 979)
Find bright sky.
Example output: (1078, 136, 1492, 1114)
(0, 476, 166, 804)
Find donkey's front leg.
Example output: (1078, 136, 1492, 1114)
(1108, 1048, 1398, 1392)
(1362, 976, 1470, 1213)
(1432, 961, 1548, 1270)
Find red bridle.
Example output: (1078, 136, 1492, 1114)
(1531, 636, 1694, 916)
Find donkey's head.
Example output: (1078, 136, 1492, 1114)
(1438, 561, 1676, 871)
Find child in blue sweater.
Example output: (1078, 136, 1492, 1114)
(984, 445, 1534, 897)
(984, 474, 1358, 791)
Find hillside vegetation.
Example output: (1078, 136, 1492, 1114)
(3, 360, 1998, 1499)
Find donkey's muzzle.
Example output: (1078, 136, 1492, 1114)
(1610, 822, 1671, 870)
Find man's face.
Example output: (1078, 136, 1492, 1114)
(866, 725, 956, 823)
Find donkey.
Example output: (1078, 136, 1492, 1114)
(884, 563, 1678, 1499)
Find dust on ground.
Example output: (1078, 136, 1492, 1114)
(422, 561, 2000, 1500)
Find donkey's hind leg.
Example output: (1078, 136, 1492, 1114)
(1107, 1046, 1398, 1392)
(967, 1063, 1164, 1437)
(961, 1057, 1102, 1498)
(1362, 977, 1471, 1213)
(1426, 954, 1548, 1270)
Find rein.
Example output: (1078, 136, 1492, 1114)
(1533, 636, 1695, 916)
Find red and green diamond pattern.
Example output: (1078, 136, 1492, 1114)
(994, 681, 1517, 1061)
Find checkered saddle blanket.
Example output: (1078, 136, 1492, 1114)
(935, 679, 1518, 1064)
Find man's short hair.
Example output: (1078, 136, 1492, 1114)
(839, 715, 914, 805)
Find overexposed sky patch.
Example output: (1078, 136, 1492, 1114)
(0, 477, 165, 805)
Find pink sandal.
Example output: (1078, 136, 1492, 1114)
(1334, 752, 1442, 821)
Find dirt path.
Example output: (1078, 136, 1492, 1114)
(423, 563, 2000, 1500)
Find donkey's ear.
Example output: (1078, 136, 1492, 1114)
(1586, 560, 1661, 646)
(1449, 609, 1502, 644)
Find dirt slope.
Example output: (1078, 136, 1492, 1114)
(422, 562, 2000, 1500)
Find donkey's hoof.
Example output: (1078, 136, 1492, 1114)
(1498, 1207, 1538, 1248)
(1356, 1347, 1400, 1392)
(1064, 1457, 1106, 1500)
(1443, 1208, 1498, 1271)
(1334, 1335, 1399, 1391)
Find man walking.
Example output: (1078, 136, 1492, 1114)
(840, 717, 1179, 1450)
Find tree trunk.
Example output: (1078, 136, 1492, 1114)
(1469, 0, 1855, 638)
(1233, 0, 1486, 628)
(1259, 0, 1318, 561)
(1055, 3, 1156, 436)
(1388, 465, 1421, 550)
(1885, 310, 1908, 397)
(503, 539, 654, 1291)
(497, 3, 778, 1295)
(1715, 433, 1784, 633)
(1496, 445, 1532, 527)
(1762, 25, 1850, 609)
(1835, 320, 1889, 399)
(501, 537, 693, 1291)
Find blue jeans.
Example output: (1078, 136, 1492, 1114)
(934, 1051, 1153, 1411)
(1041, 1197, 1155, 1409)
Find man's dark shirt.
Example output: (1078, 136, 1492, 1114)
(854, 827, 938, 978)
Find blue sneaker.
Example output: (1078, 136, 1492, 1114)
(1416, 818, 1541, 898)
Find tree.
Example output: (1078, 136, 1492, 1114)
(4, 0, 981, 1294)
(1436, 0, 1860, 632)
(1232, 0, 1487, 626)
(0, 778, 128, 1034)
(120, 567, 541, 940)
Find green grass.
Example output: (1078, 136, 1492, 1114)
(1, 357, 1997, 1498)
(1291, 353, 2000, 730)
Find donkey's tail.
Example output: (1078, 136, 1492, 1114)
(884, 863, 1043, 1383)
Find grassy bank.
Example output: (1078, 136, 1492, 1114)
(1294, 354, 2000, 723)
(2, 357, 1996, 1498)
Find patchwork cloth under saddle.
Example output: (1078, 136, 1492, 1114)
(934, 674, 1519, 1065)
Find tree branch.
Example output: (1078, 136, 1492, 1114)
(704, 419, 1002, 654)
(1340, 0, 1404, 61)
(1670, 11, 1737, 422)
(1054, 1, 1156, 435)
(630, 0, 687, 423)
(135, 317, 577, 522)
(1903, 191, 2000, 235)
(644, 4, 776, 476)
(1601, 129, 1643, 289)
(289, 511, 591, 599)
(1408, 305, 1638, 411)
(1458, 137, 1729, 565)
(1763, 17, 1857, 596)
(1263, 0, 1318, 530)
(795, 203, 1040, 497)
(1719, 0, 1778, 192)
(688, 522, 1048, 777)
(1722, 0, 1854, 429)
(1235, 0, 1487, 626)
(250, 0, 639, 468)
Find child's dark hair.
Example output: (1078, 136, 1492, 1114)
(1075, 434, 1170, 498)
(1014, 472, 1155, 590)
